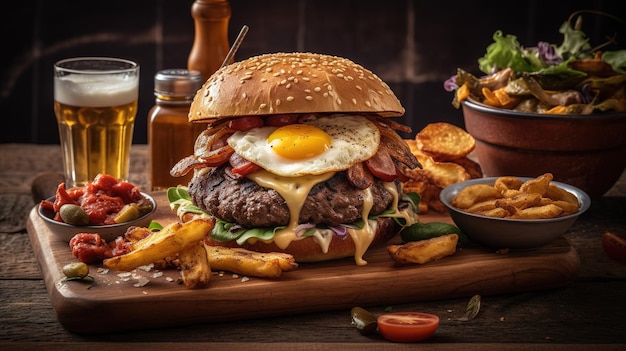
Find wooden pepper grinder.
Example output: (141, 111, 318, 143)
(188, 0, 231, 81)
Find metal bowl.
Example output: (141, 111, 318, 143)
(440, 177, 591, 249)
(38, 193, 157, 242)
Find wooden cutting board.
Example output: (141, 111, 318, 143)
(26, 191, 580, 334)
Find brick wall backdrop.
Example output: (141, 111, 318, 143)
(1, 0, 622, 144)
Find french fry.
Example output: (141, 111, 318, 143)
(179, 241, 212, 289)
(103, 218, 216, 272)
(387, 234, 458, 265)
(205, 245, 298, 278)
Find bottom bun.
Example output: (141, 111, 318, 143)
(204, 217, 401, 263)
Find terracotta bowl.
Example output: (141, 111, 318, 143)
(461, 99, 626, 198)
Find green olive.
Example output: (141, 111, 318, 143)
(62, 262, 89, 279)
(59, 204, 89, 225)
(135, 198, 154, 216)
(351, 307, 378, 335)
(114, 203, 140, 224)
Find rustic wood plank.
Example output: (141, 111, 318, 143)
(25, 192, 580, 334)
(2, 279, 626, 344)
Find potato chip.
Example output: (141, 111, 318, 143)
(423, 157, 470, 188)
(416, 122, 475, 161)
(451, 156, 483, 179)
(402, 127, 481, 214)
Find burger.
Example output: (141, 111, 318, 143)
(171, 52, 421, 265)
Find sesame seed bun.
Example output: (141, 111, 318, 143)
(188, 52, 405, 123)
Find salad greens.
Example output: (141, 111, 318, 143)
(446, 11, 626, 114)
(167, 185, 421, 247)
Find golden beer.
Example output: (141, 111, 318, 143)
(54, 58, 139, 188)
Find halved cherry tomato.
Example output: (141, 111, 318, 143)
(601, 231, 626, 262)
(377, 312, 439, 342)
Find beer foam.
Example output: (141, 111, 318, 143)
(55, 74, 139, 107)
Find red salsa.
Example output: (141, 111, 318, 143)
(40, 173, 150, 226)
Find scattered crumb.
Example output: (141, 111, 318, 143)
(133, 276, 150, 287)
(232, 274, 239, 278)
(137, 263, 154, 272)
(241, 276, 250, 282)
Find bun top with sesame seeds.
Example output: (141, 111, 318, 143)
(188, 52, 405, 123)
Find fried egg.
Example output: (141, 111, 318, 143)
(227, 115, 380, 177)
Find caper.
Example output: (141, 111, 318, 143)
(59, 204, 89, 225)
(351, 306, 378, 335)
(114, 203, 140, 223)
(62, 262, 89, 279)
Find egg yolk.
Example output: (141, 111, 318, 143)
(268, 124, 332, 159)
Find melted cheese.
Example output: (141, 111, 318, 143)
(383, 182, 418, 226)
(245, 172, 416, 265)
(347, 187, 374, 265)
(247, 170, 335, 249)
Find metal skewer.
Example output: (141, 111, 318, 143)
(220, 25, 249, 69)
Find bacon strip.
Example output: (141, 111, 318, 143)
(347, 162, 374, 190)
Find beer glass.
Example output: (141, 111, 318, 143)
(54, 57, 140, 188)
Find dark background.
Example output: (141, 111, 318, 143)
(1, 0, 623, 144)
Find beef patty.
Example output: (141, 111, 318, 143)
(188, 166, 397, 228)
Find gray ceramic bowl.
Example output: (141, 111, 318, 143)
(440, 177, 591, 249)
(38, 193, 157, 242)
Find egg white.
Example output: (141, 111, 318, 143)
(227, 115, 381, 177)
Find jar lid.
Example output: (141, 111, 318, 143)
(154, 69, 202, 97)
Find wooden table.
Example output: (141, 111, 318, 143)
(2, 143, 626, 351)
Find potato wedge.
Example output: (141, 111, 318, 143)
(512, 204, 564, 219)
(387, 234, 458, 265)
(179, 241, 212, 289)
(519, 173, 553, 195)
(103, 218, 216, 272)
(451, 183, 502, 209)
(205, 245, 298, 278)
